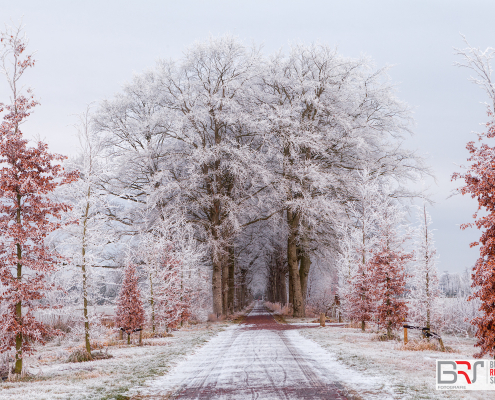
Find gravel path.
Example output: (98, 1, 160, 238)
(133, 302, 349, 399)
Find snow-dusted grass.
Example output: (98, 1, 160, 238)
(295, 319, 490, 400)
(0, 323, 227, 400)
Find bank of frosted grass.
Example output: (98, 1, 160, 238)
(0, 323, 227, 400)
(299, 324, 489, 400)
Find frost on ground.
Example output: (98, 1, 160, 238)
(0, 323, 226, 400)
(132, 303, 395, 399)
(298, 322, 490, 400)
(2, 308, 490, 400)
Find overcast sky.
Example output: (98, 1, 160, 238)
(3, 0, 495, 274)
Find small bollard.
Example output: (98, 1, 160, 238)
(320, 313, 326, 327)
(404, 326, 408, 345)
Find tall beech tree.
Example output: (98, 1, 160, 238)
(115, 263, 145, 344)
(453, 38, 495, 358)
(0, 26, 78, 374)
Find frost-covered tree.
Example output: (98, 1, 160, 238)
(0, 26, 78, 374)
(337, 171, 381, 329)
(94, 37, 428, 318)
(440, 269, 481, 336)
(453, 37, 495, 358)
(261, 45, 425, 317)
(370, 202, 411, 339)
(337, 171, 411, 335)
(94, 36, 269, 316)
(115, 263, 145, 344)
(53, 108, 116, 357)
(408, 205, 442, 332)
(140, 216, 207, 332)
(155, 252, 191, 330)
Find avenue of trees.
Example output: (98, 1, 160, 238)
(2, 23, 495, 376)
(91, 35, 426, 319)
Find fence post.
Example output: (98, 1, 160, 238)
(320, 313, 326, 327)
(404, 326, 408, 345)
(139, 328, 142, 345)
(438, 337, 445, 352)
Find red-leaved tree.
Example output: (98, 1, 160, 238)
(115, 263, 145, 344)
(454, 115, 495, 357)
(370, 203, 411, 339)
(453, 39, 495, 358)
(370, 242, 410, 339)
(0, 25, 78, 375)
(347, 261, 376, 332)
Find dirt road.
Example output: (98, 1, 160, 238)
(134, 302, 349, 399)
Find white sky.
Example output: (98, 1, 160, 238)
(3, 0, 495, 274)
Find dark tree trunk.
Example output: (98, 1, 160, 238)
(287, 210, 304, 317)
(222, 250, 228, 315)
(227, 246, 235, 314)
(212, 257, 223, 316)
(299, 248, 311, 312)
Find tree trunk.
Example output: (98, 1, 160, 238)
(228, 246, 235, 314)
(14, 193, 23, 375)
(386, 275, 392, 339)
(299, 248, 311, 312)
(222, 249, 228, 315)
(287, 210, 304, 317)
(81, 188, 92, 358)
(424, 205, 431, 337)
(210, 197, 223, 316)
(212, 257, 223, 316)
(82, 267, 91, 356)
(14, 294, 22, 375)
(280, 268, 287, 305)
(288, 266, 294, 308)
(149, 272, 155, 335)
(240, 268, 248, 309)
